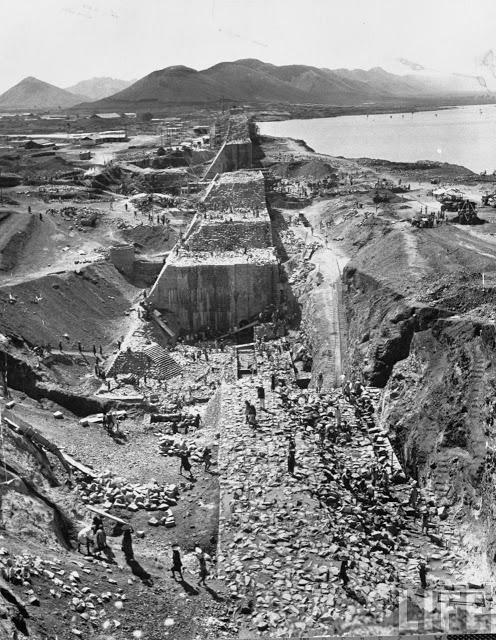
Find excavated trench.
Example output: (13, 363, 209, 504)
(340, 260, 496, 576)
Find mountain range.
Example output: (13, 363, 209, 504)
(0, 60, 489, 112)
(76, 59, 489, 110)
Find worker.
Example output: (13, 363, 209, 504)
(418, 560, 428, 589)
(338, 557, 349, 587)
(257, 385, 266, 411)
(179, 450, 193, 478)
(170, 545, 183, 581)
(421, 507, 431, 534)
(91, 514, 103, 534)
(288, 437, 296, 475)
(316, 372, 324, 393)
(121, 525, 134, 561)
(94, 525, 107, 557)
(196, 547, 210, 586)
(202, 446, 212, 472)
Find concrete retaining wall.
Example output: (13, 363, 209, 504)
(204, 140, 253, 180)
(149, 261, 280, 332)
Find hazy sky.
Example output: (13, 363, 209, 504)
(2, 0, 496, 92)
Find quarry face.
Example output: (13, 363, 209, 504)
(2, 107, 496, 640)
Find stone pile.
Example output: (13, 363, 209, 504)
(76, 471, 179, 514)
(59, 206, 100, 227)
(0, 549, 131, 633)
(156, 436, 204, 464)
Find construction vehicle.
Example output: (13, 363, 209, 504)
(434, 187, 466, 211)
(452, 199, 479, 224)
(411, 211, 435, 228)
(482, 192, 496, 207)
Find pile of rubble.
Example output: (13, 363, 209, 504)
(0, 548, 138, 634)
(60, 206, 100, 227)
(76, 471, 179, 516)
(156, 435, 205, 464)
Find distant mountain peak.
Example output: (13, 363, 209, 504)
(0, 76, 82, 110)
(65, 77, 133, 101)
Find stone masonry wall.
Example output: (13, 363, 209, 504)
(150, 261, 280, 332)
(187, 220, 272, 252)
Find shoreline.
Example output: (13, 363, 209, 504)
(257, 133, 485, 183)
(251, 95, 496, 122)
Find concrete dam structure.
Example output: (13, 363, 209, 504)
(147, 170, 279, 334)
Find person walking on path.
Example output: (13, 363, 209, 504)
(121, 525, 134, 561)
(288, 437, 296, 475)
(257, 385, 266, 411)
(171, 545, 183, 581)
(179, 450, 194, 479)
(418, 560, 428, 589)
(338, 557, 349, 587)
(195, 547, 210, 586)
(316, 372, 323, 394)
(202, 446, 212, 472)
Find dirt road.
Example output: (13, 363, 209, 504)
(294, 200, 349, 388)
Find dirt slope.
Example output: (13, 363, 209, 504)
(0, 262, 139, 348)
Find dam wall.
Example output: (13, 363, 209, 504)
(204, 139, 253, 180)
(147, 169, 280, 334)
(149, 258, 280, 332)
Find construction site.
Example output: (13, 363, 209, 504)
(4, 106, 496, 640)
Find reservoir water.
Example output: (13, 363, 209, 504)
(258, 104, 496, 174)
